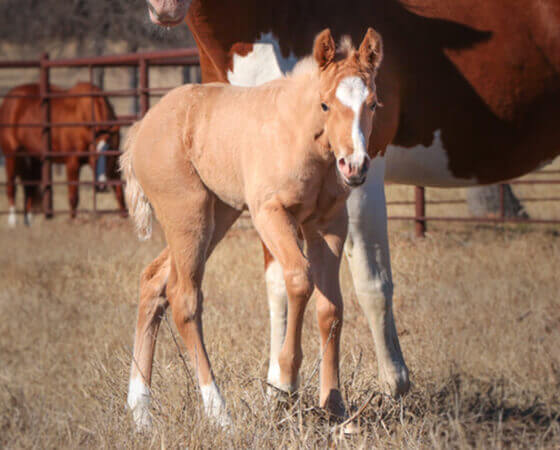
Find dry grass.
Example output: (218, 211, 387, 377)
(1, 197, 559, 448)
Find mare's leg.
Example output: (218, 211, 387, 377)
(252, 203, 313, 393)
(127, 247, 171, 430)
(344, 157, 409, 396)
(5, 156, 17, 227)
(304, 209, 348, 417)
(66, 157, 80, 218)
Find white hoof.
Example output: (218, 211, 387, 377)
(24, 212, 33, 227)
(201, 382, 232, 428)
(267, 360, 300, 395)
(131, 404, 152, 432)
(8, 206, 16, 227)
(127, 377, 152, 432)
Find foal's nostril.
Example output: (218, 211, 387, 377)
(338, 158, 347, 169)
(361, 158, 370, 174)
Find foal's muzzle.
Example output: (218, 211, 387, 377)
(337, 155, 370, 187)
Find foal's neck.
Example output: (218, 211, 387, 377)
(278, 72, 331, 161)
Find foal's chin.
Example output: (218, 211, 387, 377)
(340, 174, 368, 188)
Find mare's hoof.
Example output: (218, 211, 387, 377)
(379, 363, 410, 398)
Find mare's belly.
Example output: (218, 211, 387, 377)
(383, 130, 477, 187)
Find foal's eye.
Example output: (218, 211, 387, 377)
(321, 102, 329, 112)
(369, 101, 378, 111)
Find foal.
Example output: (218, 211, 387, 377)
(122, 28, 383, 429)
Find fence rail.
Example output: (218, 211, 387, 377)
(1, 49, 559, 236)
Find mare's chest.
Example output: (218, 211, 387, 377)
(226, 33, 298, 87)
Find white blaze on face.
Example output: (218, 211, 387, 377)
(335, 76, 370, 166)
(227, 32, 298, 87)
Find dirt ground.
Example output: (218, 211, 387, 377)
(1, 193, 559, 448)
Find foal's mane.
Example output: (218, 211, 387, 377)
(287, 35, 357, 80)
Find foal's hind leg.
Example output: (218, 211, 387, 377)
(161, 188, 231, 426)
(127, 247, 171, 430)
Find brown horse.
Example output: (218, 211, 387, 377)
(123, 28, 382, 429)
(0, 82, 126, 225)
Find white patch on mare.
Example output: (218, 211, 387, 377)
(335, 76, 370, 166)
(384, 130, 477, 187)
(127, 376, 152, 430)
(227, 32, 297, 87)
(200, 382, 231, 427)
(8, 205, 16, 227)
(265, 260, 287, 388)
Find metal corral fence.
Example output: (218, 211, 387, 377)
(397, 181, 560, 237)
(0, 49, 559, 236)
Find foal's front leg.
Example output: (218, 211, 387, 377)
(253, 202, 314, 393)
(304, 209, 348, 418)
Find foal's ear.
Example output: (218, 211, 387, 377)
(358, 28, 383, 72)
(313, 28, 336, 69)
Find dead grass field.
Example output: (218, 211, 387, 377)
(1, 177, 560, 448)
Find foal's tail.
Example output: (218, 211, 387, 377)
(120, 121, 153, 240)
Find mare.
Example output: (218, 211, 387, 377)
(0, 82, 126, 224)
(122, 29, 383, 428)
(144, 0, 560, 399)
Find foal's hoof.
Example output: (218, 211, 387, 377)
(266, 383, 298, 406)
(130, 405, 153, 433)
(340, 420, 360, 435)
(210, 410, 233, 428)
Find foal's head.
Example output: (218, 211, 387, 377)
(314, 28, 383, 187)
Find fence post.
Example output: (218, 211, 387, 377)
(499, 183, 505, 221)
(415, 186, 426, 237)
(139, 57, 149, 117)
(40, 52, 53, 218)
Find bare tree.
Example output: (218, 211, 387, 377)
(0, 0, 194, 55)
